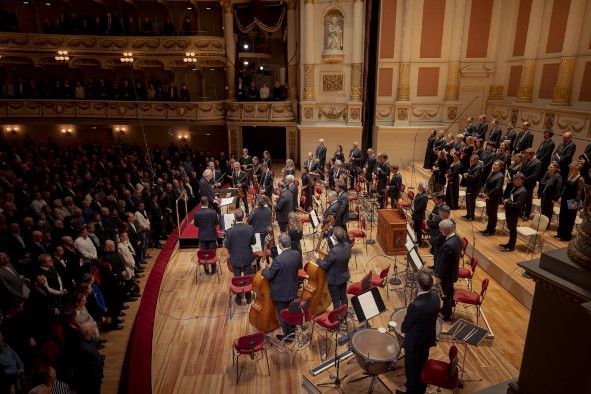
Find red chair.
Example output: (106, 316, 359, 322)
(421, 345, 460, 391)
(460, 237, 469, 265)
(196, 249, 220, 283)
(458, 256, 478, 290)
(371, 266, 390, 299)
(421, 219, 429, 233)
(279, 299, 314, 351)
(453, 278, 489, 325)
(312, 304, 349, 358)
(232, 332, 270, 383)
(400, 184, 406, 194)
(228, 275, 254, 318)
(346, 272, 373, 297)
(348, 217, 367, 254)
(399, 190, 415, 208)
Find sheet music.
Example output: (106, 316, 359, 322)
(406, 236, 415, 253)
(409, 248, 423, 271)
(252, 233, 262, 253)
(222, 214, 235, 230)
(357, 291, 380, 321)
(220, 197, 235, 207)
(406, 223, 417, 243)
(309, 210, 320, 229)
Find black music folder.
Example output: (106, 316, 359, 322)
(447, 318, 488, 346)
(351, 287, 387, 323)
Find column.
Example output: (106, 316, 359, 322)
(221, 0, 235, 100)
(350, 0, 364, 101)
(552, 0, 585, 106)
(489, 0, 518, 100)
(516, 0, 545, 102)
(286, 0, 298, 99)
(444, 0, 467, 101)
(303, 0, 315, 101)
(397, 0, 412, 101)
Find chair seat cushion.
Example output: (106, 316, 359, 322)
(475, 201, 486, 208)
(347, 281, 366, 296)
(198, 258, 218, 265)
(421, 359, 458, 389)
(230, 284, 253, 294)
(348, 195, 358, 202)
(453, 288, 480, 304)
(348, 230, 366, 238)
(459, 191, 466, 197)
(517, 227, 537, 236)
(314, 312, 341, 330)
(497, 212, 506, 220)
(371, 273, 385, 287)
(300, 216, 311, 223)
(457, 267, 472, 279)
(298, 268, 308, 281)
(400, 202, 412, 208)
(254, 250, 272, 257)
(233, 339, 264, 354)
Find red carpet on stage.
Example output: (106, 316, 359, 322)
(120, 206, 201, 394)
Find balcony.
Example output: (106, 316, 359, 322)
(0, 32, 225, 68)
(0, 99, 225, 122)
(226, 101, 296, 123)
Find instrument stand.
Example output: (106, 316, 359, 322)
(347, 372, 393, 394)
(447, 318, 488, 387)
(389, 254, 401, 286)
(365, 201, 378, 245)
(317, 318, 349, 393)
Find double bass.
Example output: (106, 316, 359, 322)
(248, 230, 280, 333)
(301, 216, 333, 315)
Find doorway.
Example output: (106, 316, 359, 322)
(242, 126, 286, 161)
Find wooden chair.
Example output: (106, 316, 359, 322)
(517, 214, 550, 253)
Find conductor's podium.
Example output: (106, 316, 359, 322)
(377, 208, 407, 255)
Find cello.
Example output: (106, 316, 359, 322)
(248, 229, 280, 333)
(301, 216, 333, 315)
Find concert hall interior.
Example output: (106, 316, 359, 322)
(0, 0, 590, 393)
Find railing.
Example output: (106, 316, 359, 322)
(225, 101, 297, 122)
(0, 99, 226, 122)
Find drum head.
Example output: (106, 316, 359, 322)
(350, 328, 400, 362)
(390, 308, 407, 337)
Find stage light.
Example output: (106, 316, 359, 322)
(243, 43, 249, 50)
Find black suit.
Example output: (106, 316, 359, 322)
(260, 170, 274, 198)
(481, 171, 504, 234)
(473, 122, 488, 140)
(503, 185, 527, 249)
(288, 183, 298, 211)
(72, 339, 104, 394)
(364, 156, 377, 191)
(304, 159, 319, 174)
(199, 178, 216, 207)
(224, 222, 255, 271)
(323, 201, 339, 226)
(317, 241, 351, 308)
(503, 129, 517, 154)
(463, 163, 482, 219)
(538, 172, 562, 220)
(388, 172, 403, 208)
(232, 170, 249, 213)
(522, 158, 542, 217)
(553, 141, 576, 182)
(411, 192, 428, 243)
(194, 207, 219, 274)
(445, 161, 461, 210)
(488, 127, 502, 148)
(274, 189, 293, 232)
(316, 145, 327, 171)
(262, 248, 301, 335)
(514, 130, 533, 153)
(401, 290, 441, 394)
(437, 234, 461, 320)
(335, 191, 349, 229)
(349, 148, 363, 188)
(247, 207, 272, 234)
(536, 139, 556, 176)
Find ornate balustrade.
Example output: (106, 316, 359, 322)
(226, 101, 297, 122)
(0, 33, 225, 68)
(0, 99, 225, 122)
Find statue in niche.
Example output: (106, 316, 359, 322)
(322, 10, 344, 63)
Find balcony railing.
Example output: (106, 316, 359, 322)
(226, 101, 296, 122)
(0, 99, 225, 122)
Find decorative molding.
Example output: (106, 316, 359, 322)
(287, 127, 297, 160)
(225, 101, 296, 122)
(322, 9, 344, 63)
(552, 56, 576, 106)
(544, 112, 556, 131)
(302, 105, 314, 120)
(488, 85, 504, 100)
(316, 104, 347, 121)
(445, 63, 460, 101)
(285, 0, 298, 10)
(304, 64, 315, 101)
(397, 106, 409, 122)
(350, 63, 362, 101)
(397, 63, 410, 100)
(411, 106, 440, 121)
(516, 59, 536, 102)
(447, 106, 458, 121)
(321, 73, 344, 93)
(0, 99, 225, 121)
(287, 64, 297, 99)
(220, 0, 233, 14)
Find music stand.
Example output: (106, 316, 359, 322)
(447, 318, 487, 384)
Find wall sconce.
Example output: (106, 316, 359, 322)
(5, 126, 18, 136)
(120, 52, 134, 63)
(183, 52, 197, 63)
(177, 134, 189, 143)
(55, 50, 69, 62)
(60, 128, 73, 137)
(114, 126, 127, 136)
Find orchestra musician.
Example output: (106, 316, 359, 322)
(335, 181, 349, 230)
(500, 173, 527, 252)
(388, 165, 402, 208)
(324, 191, 340, 227)
(333, 144, 345, 164)
(224, 208, 256, 304)
(488, 120, 502, 149)
(239, 148, 253, 171)
(479, 160, 505, 236)
(193, 196, 219, 275)
(329, 160, 346, 191)
(462, 117, 477, 138)
(274, 181, 293, 232)
(303, 153, 319, 175)
(431, 205, 452, 276)
(445, 152, 461, 210)
(577, 143, 591, 184)
(460, 136, 475, 173)
(232, 161, 250, 215)
(251, 156, 262, 181)
(301, 166, 313, 211)
(257, 162, 273, 199)
(262, 150, 272, 168)
(283, 159, 297, 178)
(261, 233, 301, 342)
(287, 212, 303, 253)
(427, 194, 445, 256)
(207, 162, 222, 188)
(514, 122, 534, 153)
(552, 131, 576, 184)
(316, 139, 327, 179)
(348, 142, 363, 189)
(424, 131, 437, 170)
(535, 130, 556, 178)
(248, 195, 272, 241)
(315, 226, 351, 308)
(521, 148, 542, 220)
(364, 148, 377, 193)
(538, 162, 562, 221)
(473, 114, 488, 140)
(374, 153, 391, 209)
(412, 181, 429, 246)
(199, 169, 220, 213)
(503, 123, 518, 156)
(285, 174, 298, 211)
(397, 272, 441, 394)
(437, 219, 461, 323)
(462, 154, 483, 221)
(431, 150, 448, 193)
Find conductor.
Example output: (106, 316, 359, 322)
(193, 197, 219, 275)
(397, 272, 441, 394)
(224, 208, 255, 304)
(315, 226, 351, 308)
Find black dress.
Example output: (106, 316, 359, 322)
(333, 152, 345, 163)
(288, 228, 303, 253)
(445, 162, 461, 210)
(301, 173, 313, 210)
(424, 135, 436, 169)
(557, 175, 584, 241)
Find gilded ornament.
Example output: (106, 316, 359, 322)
(303, 107, 314, 119)
(322, 74, 344, 92)
(349, 108, 360, 120)
(510, 108, 519, 125)
(285, 0, 297, 10)
(397, 107, 408, 121)
(516, 59, 536, 102)
(350, 63, 362, 100)
(552, 57, 576, 106)
(544, 112, 555, 131)
(445, 63, 460, 101)
(304, 64, 315, 100)
(488, 85, 504, 100)
(220, 0, 233, 14)
(397, 63, 410, 100)
(447, 106, 458, 121)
